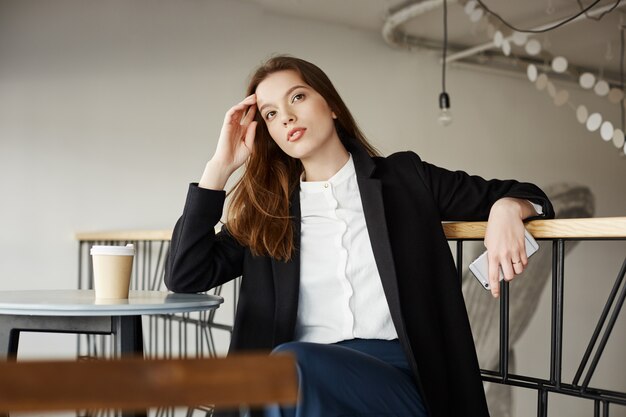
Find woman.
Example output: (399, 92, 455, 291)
(165, 56, 554, 417)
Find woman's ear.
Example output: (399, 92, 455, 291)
(331, 111, 338, 119)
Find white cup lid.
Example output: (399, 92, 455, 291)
(90, 244, 135, 256)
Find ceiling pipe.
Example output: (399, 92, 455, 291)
(382, 0, 450, 49)
(381, 0, 625, 84)
(382, 0, 625, 57)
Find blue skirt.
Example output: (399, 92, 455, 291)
(265, 338, 428, 417)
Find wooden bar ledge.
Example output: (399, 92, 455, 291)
(0, 354, 297, 412)
(75, 217, 626, 242)
(443, 217, 626, 239)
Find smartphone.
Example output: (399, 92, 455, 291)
(468, 229, 539, 290)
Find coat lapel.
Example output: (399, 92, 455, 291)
(271, 189, 301, 345)
(351, 144, 423, 392)
(350, 144, 406, 337)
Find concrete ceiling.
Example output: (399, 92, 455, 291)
(246, 0, 625, 83)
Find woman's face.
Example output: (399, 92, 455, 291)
(255, 70, 341, 163)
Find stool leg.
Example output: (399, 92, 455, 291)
(114, 316, 146, 417)
(0, 316, 19, 416)
(114, 316, 144, 357)
(0, 316, 19, 361)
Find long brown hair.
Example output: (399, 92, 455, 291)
(227, 56, 380, 261)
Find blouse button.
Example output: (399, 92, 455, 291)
(324, 183, 329, 188)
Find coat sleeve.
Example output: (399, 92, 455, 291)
(164, 183, 245, 293)
(406, 152, 555, 221)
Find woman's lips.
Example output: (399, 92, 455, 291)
(287, 128, 306, 142)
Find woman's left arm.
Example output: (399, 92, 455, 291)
(484, 197, 538, 298)
(405, 152, 555, 296)
(407, 152, 554, 221)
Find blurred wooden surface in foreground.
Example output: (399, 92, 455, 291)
(0, 353, 297, 412)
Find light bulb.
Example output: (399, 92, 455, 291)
(438, 92, 453, 126)
(438, 108, 453, 126)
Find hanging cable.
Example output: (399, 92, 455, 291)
(619, 25, 626, 133)
(442, 0, 448, 94)
(438, 0, 452, 126)
(577, 0, 622, 21)
(474, 0, 610, 33)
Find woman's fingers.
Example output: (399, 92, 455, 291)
(241, 93, 256, 103)
(224, 104, 249, 125)
(501, 259, 515, 282)
(244, 121, 257, 151)
(240, 103, 257, 126)
(520, 244, 529, 266)
(510, 244, 528, 274)
(488, 247, 529, 297)
(223, 94, 257, 125)
(487, 255, 501, 298)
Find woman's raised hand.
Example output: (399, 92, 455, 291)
(199, 94, 258, 190)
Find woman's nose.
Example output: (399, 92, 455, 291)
(281, 112, 296, 125)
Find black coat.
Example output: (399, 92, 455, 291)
(165, 139, 554, 417)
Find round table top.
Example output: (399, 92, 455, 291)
(0, 290, 223, 316)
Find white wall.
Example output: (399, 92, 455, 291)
(0, 0, 625, 416)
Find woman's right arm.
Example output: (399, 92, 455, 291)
(165, 185, 243, 293)
(165, 94, 258, 293)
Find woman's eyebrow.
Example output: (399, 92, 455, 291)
(258, 85, 308, 114)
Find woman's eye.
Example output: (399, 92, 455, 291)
(265, 111, 276, 120)
(291, 93, 304, 103)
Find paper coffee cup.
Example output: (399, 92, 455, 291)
(90, 244, 135, 299)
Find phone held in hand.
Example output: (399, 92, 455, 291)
(469, 229, 539, 290)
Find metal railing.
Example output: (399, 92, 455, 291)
(77, 217, 626, 417)
(444, 217, 626, 417)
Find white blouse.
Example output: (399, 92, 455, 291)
(294, 154, 543, 344)
(295, 154, 398, 343)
